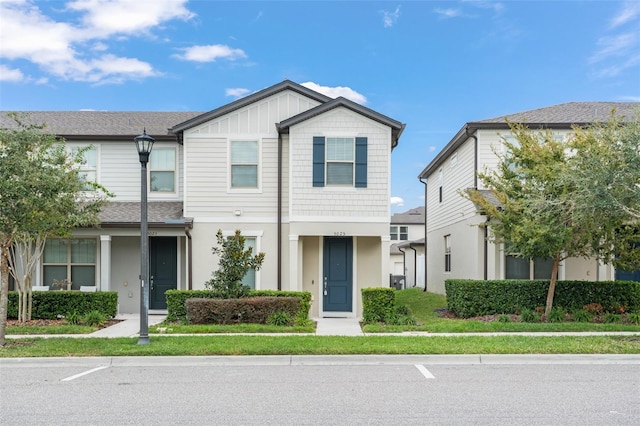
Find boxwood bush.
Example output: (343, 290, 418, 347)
(186, 296, 301, 325)
(165, 289, 312, 323)
(7, 290, 118, 320)
(361, 287, 395, 323)
(445, 279, 640, 318)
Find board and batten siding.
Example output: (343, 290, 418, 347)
(426, 136, 476, 233)
(182, 90, 314, 219)
(288, 107, 391, 221)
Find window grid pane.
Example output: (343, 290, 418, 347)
(231, 165, 258, 187)
(151, 171, 175, 192)
(43, 239, 96, 288)
(506, 255, 530, 279)
(241, 238, 257, 289)
(43, 239, 68, 263)
(390, 226, 398, 240)
(231, 141, 258, 163)
(326, 138, 354, 161)
(150, 148, 175, 169)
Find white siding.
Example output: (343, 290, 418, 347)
(289, 107, 391, 221)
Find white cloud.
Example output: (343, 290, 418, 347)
(390, 196, 405, 207)
(226, 87, 251, 98)
(174, 44, 247, 62)
(300, 82, 367, 104)
(434, 8, 463, 19)
(609, 1, 640, 29)
(0, 64, 25, 82)
(428, 146, 437, 152)
(0, 0, 193, 84)
(589, 3, 639, 79)
(380, 6, 401, 28)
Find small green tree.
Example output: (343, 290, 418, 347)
(465, 122, 596, 317)
(205, 229, 265, 299)
(0, 114, 111, 344)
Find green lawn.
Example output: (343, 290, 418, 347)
(1, 334, 639, 357)
(362, 288, 640, 333)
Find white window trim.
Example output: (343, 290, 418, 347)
(221, 230, 263, 289)
(68, 144, 100, 190)
(149, 146, 178, 196)
(227, 139, 262, 193)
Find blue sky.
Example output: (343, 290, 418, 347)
(1, 1, 639, 213)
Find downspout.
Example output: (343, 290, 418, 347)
(408, 244, 417, 287)
(484, 218, 489, 280)
(398, 247, 406, 288)
(185, 226, 192, 290)
(419, 176, 428, 291)
(277, 132, 282, 290)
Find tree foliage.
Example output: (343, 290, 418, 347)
(464, 113, 640, 317)
(205, 229, 265, 299)
(0, 114, 111, 344)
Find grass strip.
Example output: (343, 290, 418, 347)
(1, 335, 639, 357)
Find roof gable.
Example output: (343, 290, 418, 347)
(170, 80, 332, 133)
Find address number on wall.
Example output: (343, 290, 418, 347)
(333, 232, 346, 236)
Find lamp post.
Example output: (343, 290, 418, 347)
(134, 129, 154, 345)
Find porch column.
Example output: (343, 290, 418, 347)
(100, 235, 111, 291)
(381, 235, 390, 287)
(288, 234, 300, 291)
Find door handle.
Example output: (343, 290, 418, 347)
(150, 275, 154, 290)
(323, 277, 327, 296)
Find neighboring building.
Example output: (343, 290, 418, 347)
(418, 102, 640, 294)
(1, 80, 405, 317)
(389, 206, 425, 288)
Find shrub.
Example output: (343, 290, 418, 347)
(627, 313, 640, 325)
(498, 314, 511, 323)
(572, 309, 593, 323)
(267, 311, 293, 326)
(65, 310, 81, 325)
(166, 289, 311, 323)
(7, 291, 117, 320)
(361, 287, 395, 324)
(603, 313, 621, 324)
(548, 308, 566, 323)
(445, 279, 640, 318)
(583, 303, 604, 315)
(520, 308, 538, 323)
(186, 296, 301, 325)
(82, 310, 107, 327)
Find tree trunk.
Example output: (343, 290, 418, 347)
(27, 276, 32, 321)
(0, 240, 10, 346)
(544, 255, 561, 318)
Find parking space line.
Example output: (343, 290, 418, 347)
(415, 364, 435, 379)
(61, 365, 109, 382)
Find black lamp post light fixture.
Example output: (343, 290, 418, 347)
(134, 129, 155, 345)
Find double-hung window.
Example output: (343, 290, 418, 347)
(43, 239, 96, 290)
(231, 140, 259, 188)
(150, 148, 176, 193)
(326, 137, 354, 185)
(313, 136, 367, 188)
(390, 226, 408, 241)
(70, 146, 97, 190)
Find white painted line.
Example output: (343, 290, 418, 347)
(61, 365, 109, 382)
(415, 364, 435, 379)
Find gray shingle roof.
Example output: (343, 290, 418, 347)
(391, 206, 425, 224)
(419, 101, 640, 179)
(475, 102, 639, 125)
(98, 201, 191, 227)
(0, 111, 202, 139)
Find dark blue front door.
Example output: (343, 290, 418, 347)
(150, 237, 177, 310)
(323, 237, 353, 312)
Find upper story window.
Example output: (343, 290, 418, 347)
(438, 168, 443, 203)
(444, 234, 451, 272)
(390, 226, 408, 241)
(230, 140, 259, 189)
(150, 148, 176, 193)
(313, 136, 367, 188)
(70, 146, 97, 190)
(326, 137, 354, 185)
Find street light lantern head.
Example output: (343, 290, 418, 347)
(134, 128, 155, 164)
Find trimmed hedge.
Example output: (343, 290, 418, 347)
(362, 287, 395, 323)
(186, 296, 301, 325)
(7, 290, 118, 320)
(445, 279, 640, 318)
(165, 289, 312, 323)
